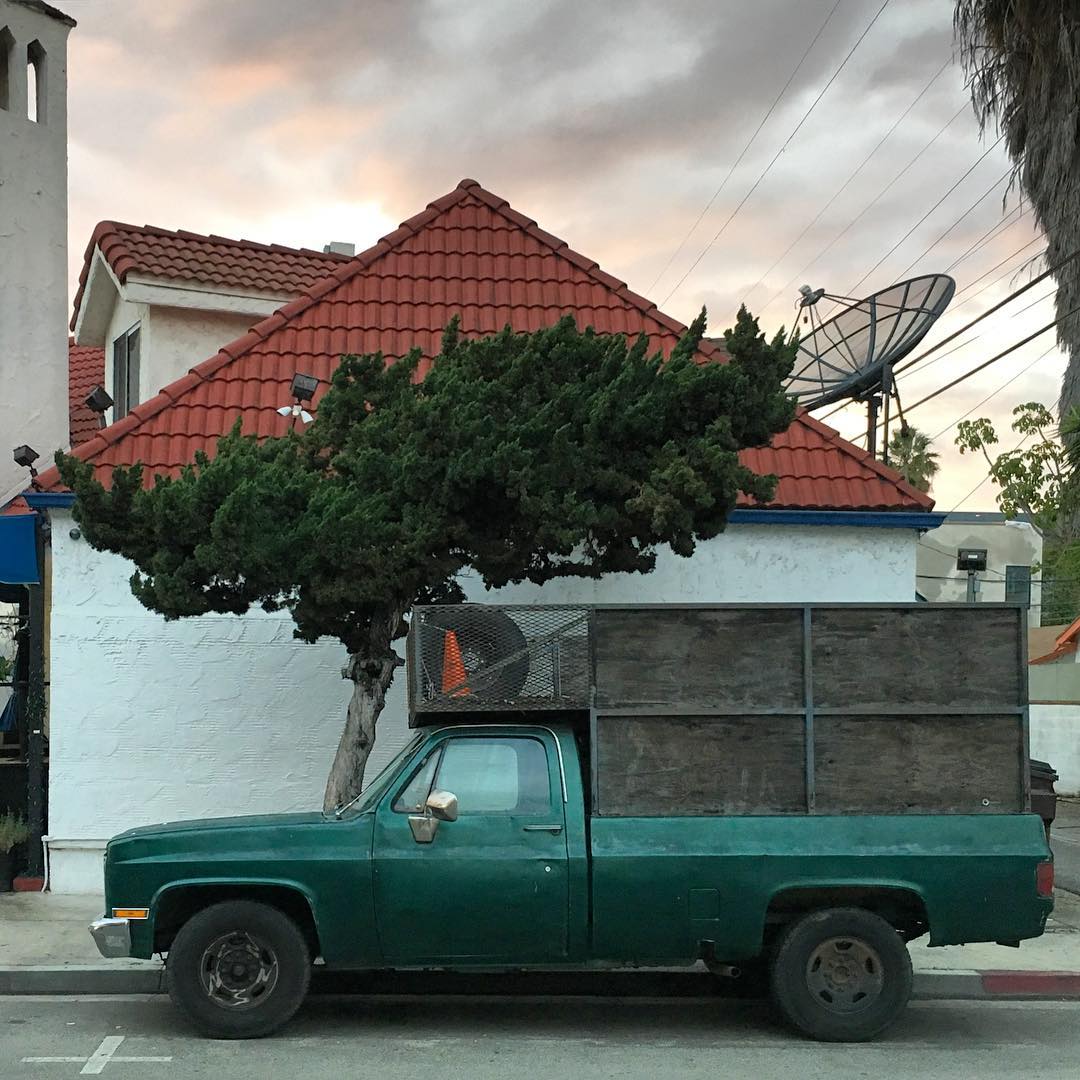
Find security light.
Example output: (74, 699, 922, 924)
(84, 385, 114, 428)
(13, 445, 38, 469)
(290, 373, 319, 403)
(13, 445, 39, 487)
(957, 548, 988, 573)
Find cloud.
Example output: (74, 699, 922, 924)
(60, 0, 1064, 510)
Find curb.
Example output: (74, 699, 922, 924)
(2, 966, 1080, 1000)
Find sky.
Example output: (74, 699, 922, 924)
(58, 0, 1063, 511)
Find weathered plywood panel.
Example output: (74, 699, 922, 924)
(595, 714, 806, 816)
(812, 607, 1022, 711)
(593, 608, 804, 709)
(815, 714, 1023, 814)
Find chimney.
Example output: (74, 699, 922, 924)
(323, 241, 355, 257)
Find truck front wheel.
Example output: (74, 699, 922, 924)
(166, 900, 311, 1038)
(769, 907, 912, 1042)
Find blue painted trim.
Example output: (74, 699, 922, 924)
(728, 509, 946, 531)
(23, 492, 75, 509)
(0, 513, 40, 584)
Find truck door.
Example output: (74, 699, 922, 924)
(372, 731, 569, 962)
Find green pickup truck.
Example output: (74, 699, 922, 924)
(92, 603, 1054, 1042)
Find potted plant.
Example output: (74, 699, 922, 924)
(0, 813, 30, 891)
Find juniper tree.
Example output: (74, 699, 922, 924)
(57, 309, 795, 810)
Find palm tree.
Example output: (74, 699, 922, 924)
(888, 423, 939, 493)
(954, 3, 1080, 421)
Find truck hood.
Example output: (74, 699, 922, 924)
(111, 812, 327, 843)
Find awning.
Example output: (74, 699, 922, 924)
(0, 512, 39, 584)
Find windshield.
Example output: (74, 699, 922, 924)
(330, 733, 425, 819)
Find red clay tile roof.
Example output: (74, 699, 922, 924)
(42, 179, 933, 513)
(68, 339, 106, 447)
(1, 496, 32, 517)
(71, 222, 351, 330)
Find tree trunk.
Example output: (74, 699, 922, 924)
(322, 643, 403, 813)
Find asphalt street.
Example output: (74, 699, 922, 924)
(1, 995, 1079, 1079)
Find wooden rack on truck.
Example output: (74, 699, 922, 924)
(407, 603, 1031, 818)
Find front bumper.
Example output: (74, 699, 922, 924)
(89, 917, 132, 958)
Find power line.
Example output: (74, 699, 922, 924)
(648, 0, 843, 295)
(930, 344, 1057, 441)
(845, 137, 1006, 297)
(662, 0, 892, 306)
(946, 203, 1027, 273)
(740, 58, 950, 309)
(757, 102, 969, 318)
(950, 236, 1044, 309)
(949, 431, 1031, 512)
(894, 167, 1011, 282)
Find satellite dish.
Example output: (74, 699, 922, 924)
(783, 273, 955, 458)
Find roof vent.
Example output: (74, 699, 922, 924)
(323, 241, 355, 257)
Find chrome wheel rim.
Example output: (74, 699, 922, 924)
(805, 936, 885, 1014)
(199, 931, 279, 1010)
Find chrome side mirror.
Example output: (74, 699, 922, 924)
(407, 789, 459, 843)
(426, 789, 458, 822)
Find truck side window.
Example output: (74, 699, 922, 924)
(392, 749, 442, 813)
(434, 737, 550, 814)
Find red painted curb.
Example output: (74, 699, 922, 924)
(11, 877, 45, 893)
(981, 970, 1080, 996)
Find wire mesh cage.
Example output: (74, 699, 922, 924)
(409, 605, 592, 713)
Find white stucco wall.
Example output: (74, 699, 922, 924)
(1030, 704, 1080, 795)
(0, 0, 71, 502)
(46, 515, 917, 892)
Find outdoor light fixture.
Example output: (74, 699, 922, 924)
(276, 371, 319, 425)
(13, 445, 39, 487)
(84, 385, 114, 428)
(956, 548, 988, 573)
(290, 372, 319, 402)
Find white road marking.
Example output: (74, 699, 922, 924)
(21, 1034, 172, 1074)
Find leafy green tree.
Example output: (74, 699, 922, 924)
(956, 402, 1080, 620)
(886, 423, 939, 493)
(57, 310, 795, 810)
(954, 3, 1080, 420)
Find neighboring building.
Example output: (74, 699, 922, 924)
(31, 179, 941, 892)
(70, 223, 352, 424)
(1029, 618, 1080, 795)
(917, 511, 1043, 625)
(0, 0, 74, 502)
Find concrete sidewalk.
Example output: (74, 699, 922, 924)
(2, 890, 1080, 1000)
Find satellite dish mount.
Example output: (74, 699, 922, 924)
(784, 274, 955, 461)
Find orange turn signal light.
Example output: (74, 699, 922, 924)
(112, 908, 149, 920)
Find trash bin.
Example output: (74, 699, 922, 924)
(1030, 759, 1059, 842)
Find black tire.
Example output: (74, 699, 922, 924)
(769, 907, 912, 1042)
(166, 900, 311, 1039)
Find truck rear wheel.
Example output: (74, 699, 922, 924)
(166, 900, 311, 1039)
(769, 907, 912, 1042)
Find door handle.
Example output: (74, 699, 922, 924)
(523, 824, 563, 833)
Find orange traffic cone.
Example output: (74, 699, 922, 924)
(442, 630, 470, 697)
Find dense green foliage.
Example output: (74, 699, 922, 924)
(954, 2, 1080, 420)
(58, 310, 795, 655)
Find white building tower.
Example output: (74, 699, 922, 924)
(0, 0, 74, 502)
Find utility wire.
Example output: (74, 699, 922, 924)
(845, 136, 1006, 297)
(740, 58, 950, 308)
(758, 102, 969, 317)
(946, 204, 1027, 273)
(930, 344, 1057, 441)
(950, 236, 1044, 308)
(647, 0, 843, 295)
(894, 167, 1011, 282)
(662, 0, 892, 306)
(949, 432, 1031, 512)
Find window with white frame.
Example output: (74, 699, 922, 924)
(112, 323, 141, 419)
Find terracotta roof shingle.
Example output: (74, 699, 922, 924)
(45, 179, 933, 514)
(71, 223, 351, 330)
(68, 339, 106, 447)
